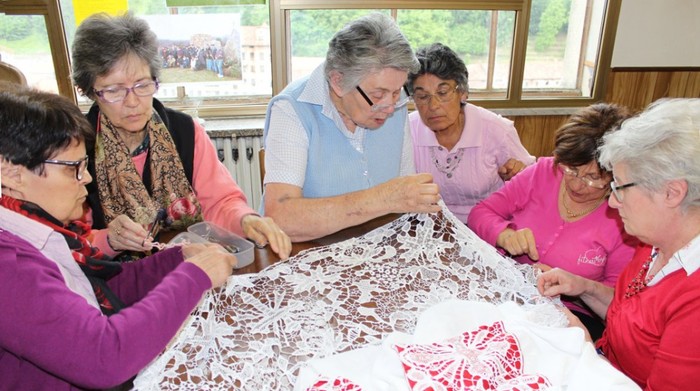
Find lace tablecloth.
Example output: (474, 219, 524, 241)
(133, 207, 564, 390)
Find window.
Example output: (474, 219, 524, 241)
(1, 0, 621, 116)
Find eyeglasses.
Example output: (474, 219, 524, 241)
(43, 155, 89, 181)
(558, 164, 609, 189)
(411, 86, 460, 107)
(610, 180, 637, 202)
(355, 85, 410, 112)
(93, 78, 159, 103)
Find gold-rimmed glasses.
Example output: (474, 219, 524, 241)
(558, 164, 609, 189)
(411, 86, 460, 107)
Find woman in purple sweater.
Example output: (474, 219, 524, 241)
(0, 85, 237, 389)
(468, 103, 639, 341)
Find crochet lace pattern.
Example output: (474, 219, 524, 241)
(134, 204, 564, 390)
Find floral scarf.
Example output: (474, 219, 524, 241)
(0, 195, 124, 314)
(93, 111, 203, 232)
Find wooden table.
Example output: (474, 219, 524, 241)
(239, 213, 402, 274)
(134, 210, 556, 390)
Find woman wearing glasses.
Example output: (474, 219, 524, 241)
(71, 13, 290, 260)
(468, 103, 639, 341)
(263, 13, 440, 242)
(538, 98, 700, 389)
(0, 86, 236, 388)
(406, 43, 535, 223)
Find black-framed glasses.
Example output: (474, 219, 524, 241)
(93, 77, 159, 103)
(558, 164, 609, 189)
(610, 180, 637, 202)
(411, 86, 460, 107)
(44, 155, 89, 181)
(355, 85, 410, 112)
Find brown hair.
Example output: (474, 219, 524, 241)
(553, 103, 631, 173)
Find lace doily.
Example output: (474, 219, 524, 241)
(133, 206, 565, 390)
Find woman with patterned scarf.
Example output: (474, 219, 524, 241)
(0, 84, 238, 388)
(70, 12, 291, 260)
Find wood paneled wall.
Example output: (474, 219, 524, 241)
(508, 69, 700, 157)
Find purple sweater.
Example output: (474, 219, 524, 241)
(0, 228, 211, 389)
(468, 157, 638, 312)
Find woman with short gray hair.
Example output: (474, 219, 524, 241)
(263, 13, 440, 242)
(538, 98, 700, 389)
(71, 12, 291, 261)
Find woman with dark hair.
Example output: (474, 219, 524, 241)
(0, 85, 236, 388)
(468, 103, 639, 341)
(406, 43, 534, 223)
(71, 12, 290, 259)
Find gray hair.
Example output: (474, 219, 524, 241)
(71, 12, 160, 99)
(324, 13, 419, 92)
(406, 43, 469, 94)
(598, 98, 700, 210)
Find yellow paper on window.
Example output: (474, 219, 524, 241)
(73, 0, 129, 27)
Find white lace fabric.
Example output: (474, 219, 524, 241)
(133, 206, 565, 390)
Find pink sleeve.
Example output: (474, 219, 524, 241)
(467, 158, 541, 245)
(83, 211, 120, 257)
(191, 121, 256, 236)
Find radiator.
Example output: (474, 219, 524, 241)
(209, 134, 264, 211)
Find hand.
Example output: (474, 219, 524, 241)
(107, 214, 152, 252)
(537, 267, 589, 298)
(241, 214, 292, 260)
(498, 158, 527, 181)
(496, 227, 539, 261)
(381, 173, 442, 214)
(533, 263, 553, 273)
(182, 243, 237, 288)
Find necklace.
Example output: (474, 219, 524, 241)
(561, 187, 605, 218)
(431, 147, 464, 178)
(624, 250, 658, 298)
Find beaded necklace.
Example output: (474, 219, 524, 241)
(624, 249, 659, 298)
(430, 147, 464, 178)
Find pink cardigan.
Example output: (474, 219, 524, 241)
(468, 157, 637, 287)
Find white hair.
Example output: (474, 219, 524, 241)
(598, 98, 700, 210)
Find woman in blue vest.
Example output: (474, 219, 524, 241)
(263, 13, 441, 242)
(71, 13, 290, 260)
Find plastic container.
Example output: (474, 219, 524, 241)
(187, 221, 255, 269)
(168, 231, 209, 246)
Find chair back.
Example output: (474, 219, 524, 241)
(258, 148, 266, 186)
(0, 61, 28, 86)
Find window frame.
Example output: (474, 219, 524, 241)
(270, 0, 623, 111)
(3, 0, 622, 115)
(0, 0, 75, 102)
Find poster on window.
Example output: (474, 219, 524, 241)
(142, 13, 242, 83)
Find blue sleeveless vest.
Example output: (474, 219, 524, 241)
(263, 75, 406, 198)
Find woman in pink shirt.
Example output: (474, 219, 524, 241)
(468, 103, 639, 340)
(407, 43, 535, 224)
(538, 98, 700, 389)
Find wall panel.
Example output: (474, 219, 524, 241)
(512, 68, 700, 157)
